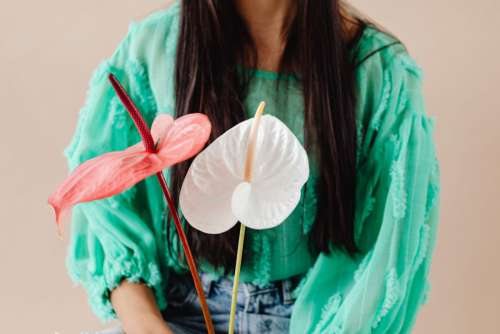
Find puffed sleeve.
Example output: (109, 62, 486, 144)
(289, 52, 441, 333)
(63, 21, 169, 322)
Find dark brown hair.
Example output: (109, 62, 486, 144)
(168, 0, 366, 270)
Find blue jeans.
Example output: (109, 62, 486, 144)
(86, 272, 301, 334)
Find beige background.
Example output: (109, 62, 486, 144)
(0, 0, 498, 333)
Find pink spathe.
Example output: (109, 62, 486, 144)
(48, 113, 211, 236)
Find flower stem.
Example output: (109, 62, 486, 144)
(108, 74, 214, 334)
(155, 171, 214, 333)
(228, 223, 246, 334)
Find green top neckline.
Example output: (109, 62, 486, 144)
(236, 64, 298, 81)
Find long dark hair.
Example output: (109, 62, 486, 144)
(169, 0, 365, 270)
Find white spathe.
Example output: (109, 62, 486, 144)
(179, 114, 309, 234)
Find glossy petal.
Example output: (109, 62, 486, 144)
(151, 113, 174, 145)
(157, 114, 212, 161)
(180, 115, 309, 234)
(49, 113, 211, 229)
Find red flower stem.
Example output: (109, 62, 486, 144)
(108, 74, 215, 334)
(155, 172, 214, 334)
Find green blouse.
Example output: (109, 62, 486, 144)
(63, 2, 440, 333)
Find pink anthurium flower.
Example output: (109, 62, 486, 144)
(48, 74, 215, 334)
(48, 112, 210, 233)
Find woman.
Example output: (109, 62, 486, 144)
(66, 0, 440, 333)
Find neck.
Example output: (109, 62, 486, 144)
(235, 0, 294, 31)
(235, 0, 295, 71)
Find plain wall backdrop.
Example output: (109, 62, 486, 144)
(0, 0, 498, 332)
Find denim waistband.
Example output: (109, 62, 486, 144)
(199, 272, 303, 305)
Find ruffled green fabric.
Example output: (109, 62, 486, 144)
(64, 2, 440, 331)
(289, 48, 440, 333)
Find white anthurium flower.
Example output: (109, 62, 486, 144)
(179, 104, 309, 234)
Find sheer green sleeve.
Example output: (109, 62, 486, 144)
(63, 20, 170, 322)
(289, 52, 441, 333)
